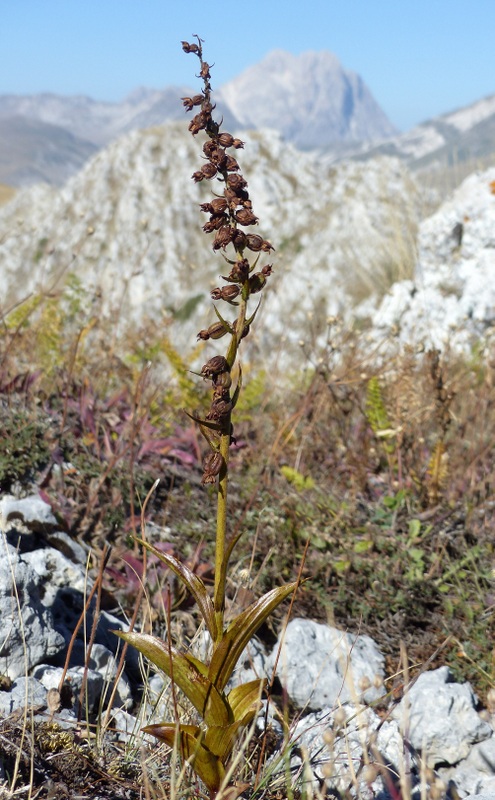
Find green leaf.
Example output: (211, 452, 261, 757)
(209, 582, 298, 691)
(143, 722, 225, 793)
(134, 538, 217, 641)
(114, 631, 231, 725)
(227, 678, 265, 725)
(408, 519, 421, 540)
(353, 539, 373, 554)
(204, 721, 243, 760)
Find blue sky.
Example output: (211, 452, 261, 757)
(1, 0, 494, 132)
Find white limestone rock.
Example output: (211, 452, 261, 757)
(392, 666, 492, 768)
(0, 540, 65, 679)
(266, 618, 385, 710)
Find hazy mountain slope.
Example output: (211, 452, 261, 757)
(0, 49, 397, 186)
(0, 123, 421, 363)
(0, 116, 97, 186)
(217, 50, 397, 149)
(353, 93, 495, 175)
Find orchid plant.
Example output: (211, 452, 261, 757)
(116, 37, 297, 798)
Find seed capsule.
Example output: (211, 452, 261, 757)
(248, 272, 267, 294)
(235, 209, 258, 226)
(197, 321, 229, 341)
(201, 356, 230, 379)
(210, 284, 241, 302)
(181, 41, 199, 54)
(201, 451, 224, 485)
(213, 226, 234, 250)
(201, 163, 217, 179)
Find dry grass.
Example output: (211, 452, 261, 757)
(0, 184, 16, 208)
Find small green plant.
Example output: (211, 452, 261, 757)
(116, 37, 298, 798)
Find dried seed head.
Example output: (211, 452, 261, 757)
(232, 229, 247, 250)
(210, 197, 228, 214)
(208, 147, 227, 169)
(213, 226, 234, 250)
(207, 396, 233, 423)
(201, 355, 230, 379)
(203, 140, 218, 158)
(213, 371, 232, 390)
(203, 214, 228, 233)
(188, 112, 208, 134)
(201, 451, 224, 485)
(197, 321, 229, 341)
(199, 62, 211, 79)
(181, 94, 203, 111)
(210, 284, 241, 303)
(248, 272, 267, 294)
(218, 132, 235, 147)
(245, 234, 264, 252)
(181, 41, 200, 54)
(235, 209, 258, 226)
(201, 163, 217, 179)
(227, 259, 250, 283)
(224, 155, 240, 172)
(227, 174, 247, 191)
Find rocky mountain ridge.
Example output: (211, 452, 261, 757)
(0, 122, 421, 367)
(350, 91, 495, 174)
(0, 48, 395, 186)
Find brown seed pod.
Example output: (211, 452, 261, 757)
(207, 397, 233, 423)
(201, 163, 217, 179)
(217, 132, 235, 147)
(213, 226, 234, 250)
(201, 356, 230, 379)
(203, 213, 228, 233)
(224, 155, 240, 172)
(210, 284, 241, 302)
(232, 229, 247, 250)
(181, 41, 199, 54)
(201, 451, 224, 485)
(245, 234, 264, 252)
(248, 272, 267, 294)
(227, 174, 247, 191)
(197, 321, 229, 341)
(235, 209, 258, 226)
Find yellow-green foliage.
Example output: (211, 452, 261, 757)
(365, 376, 391, 435)
(234, 368, 267, 420)
(159, 334, 205, 411)
(280, 465, 315, 491)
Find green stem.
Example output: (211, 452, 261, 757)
(213, 427, 230, 641)
(213, 292, 248, 641)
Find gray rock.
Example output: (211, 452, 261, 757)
(88, 644, 132, 710)
(0, 676, 47, 716)
(438, 734, 495, 798)
(32, 663, 104, 714)
(0, 494, 59, 533)
(0, 540, 65, 679)
(392, 666, 492, 767)
(266, 618, 385, 710)
(366, 166, 495, 353)
(290, 703, 403, 798)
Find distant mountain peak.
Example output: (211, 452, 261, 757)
(216, 48, 397, 148)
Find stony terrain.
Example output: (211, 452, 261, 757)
(0, 123, 422, 371)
